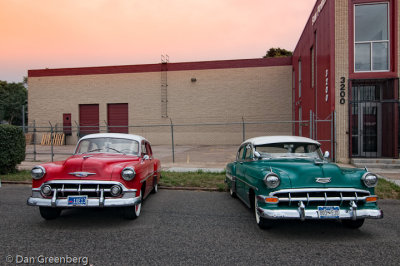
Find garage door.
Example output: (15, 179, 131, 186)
(79, 104, 99, 135)
(107, 103, 128, 133)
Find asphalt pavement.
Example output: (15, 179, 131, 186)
(1, 185, 399, 265)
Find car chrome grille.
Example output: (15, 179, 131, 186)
(270, 188, 371, 207)
(41, 181, 124, 198)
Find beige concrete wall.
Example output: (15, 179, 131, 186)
(334, 0, 350, 163)
(28, 65, 292, 145)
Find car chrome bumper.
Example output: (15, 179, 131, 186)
(27, 180, 140, 208)
(27, 195, 141, 208)
(257, 206, 383, 220)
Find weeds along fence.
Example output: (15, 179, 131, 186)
(22, 115, 335, 163)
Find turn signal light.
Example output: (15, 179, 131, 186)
(265, 197, 279, 204)
(366, 196, 378, 203)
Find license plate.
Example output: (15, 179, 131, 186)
(318, 206, 339, 219)
(67, 195, 88, 206)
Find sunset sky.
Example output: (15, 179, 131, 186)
(0, 0, 316, 83)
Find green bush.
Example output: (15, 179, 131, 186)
(0, 125, 25, 174)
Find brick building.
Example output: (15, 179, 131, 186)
(28, 0, 400, 163)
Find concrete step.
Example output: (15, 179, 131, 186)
(351, 158, 400, 165)
(353, 163, 400, 169)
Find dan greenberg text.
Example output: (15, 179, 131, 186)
(9, 255, 89, 265)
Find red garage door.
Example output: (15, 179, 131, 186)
(79, 104, 99, 135)
(107, 103, 128, 133)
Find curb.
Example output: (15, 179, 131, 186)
(1, 180, 31, 185)
(159, 186, 222, 192)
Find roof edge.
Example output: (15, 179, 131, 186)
(28, 57, 292, 78)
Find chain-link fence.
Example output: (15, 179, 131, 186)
(22, 115, 335, 163)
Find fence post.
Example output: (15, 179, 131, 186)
(170, 118, 175, 163)
(49, 121, 54, 162)
(242, 116, 245, 142)
(33, 120, 37, 161)
(75, 121, 80, 138)
(104, 120, 109, 133)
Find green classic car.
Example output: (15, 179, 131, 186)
(226, 136, 383, 229)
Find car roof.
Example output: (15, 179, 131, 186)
(79, 133, 149, 144)
(242, 136, 320, 146)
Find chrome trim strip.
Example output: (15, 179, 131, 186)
(140, 172, 155, 184)
(68, 172, 97, 177)
(257, 207, 383, 220)
(275, 196, 370, 203)
(270, 188, 371, 195)
(225, 173, 234, 181)
(235, 176, 258, 191)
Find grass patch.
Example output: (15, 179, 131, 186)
(160, 170, 227, 191)
(376, 178, 400, 200)
(0, 170, 31, 182)
(1, 170, 399, 199)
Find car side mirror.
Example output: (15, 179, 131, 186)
(323, 151, 330, 159)
(254, 151, 261, 160)
(143, 155, 150, 160)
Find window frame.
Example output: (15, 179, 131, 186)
(354, 2, 390, 73)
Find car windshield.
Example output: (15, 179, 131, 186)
(255, 142, 323, 160)
(75, 137, 139, 155)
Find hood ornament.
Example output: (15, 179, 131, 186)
(69, 172, 96, 177)
(315, 177, 331, 184)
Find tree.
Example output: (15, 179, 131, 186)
(263, 48, 293, 58)
(0, 80, 27, 125)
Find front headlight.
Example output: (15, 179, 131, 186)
(31, 166, 46, 180)
(263, 172, 280, 189)
(121, 167, 136, 181)
(362, 172, 378, 188)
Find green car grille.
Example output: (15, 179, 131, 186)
(270, 188, 371, 207)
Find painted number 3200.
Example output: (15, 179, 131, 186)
(340, 77, 346, 104)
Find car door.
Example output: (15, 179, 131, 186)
(145, 142, 155, 192)
(239, 144, 255, 207)
(235, 144, 248, 203)
(140, 141, 152, 197)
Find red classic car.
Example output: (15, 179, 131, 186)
(27, 133, 161, 220)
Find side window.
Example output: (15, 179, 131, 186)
(141, 142, 147, 156)
(146, 142, 153, 157)
(244, 144, 253, 160)
(237, 146, 245, 161)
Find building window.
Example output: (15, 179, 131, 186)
(354, 3, 389, 72)
(298, 60, 302, 97)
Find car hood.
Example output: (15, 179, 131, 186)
(41, 153, 140, 181)
(255, 159, 364, 189)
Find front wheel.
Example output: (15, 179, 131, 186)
(152, 182, 158, 194)
(39, 207, 62, 220)
(342, 219, 365, 229)
(123, 190, 142, 220)
(254, 195, 273, 229)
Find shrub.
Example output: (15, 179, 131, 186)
(0, 125, 25, 174)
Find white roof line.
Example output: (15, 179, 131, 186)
(79, 133, 149, 143)
(242, 136, 320, 146)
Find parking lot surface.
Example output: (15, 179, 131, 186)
(1, 185, 399, 265)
